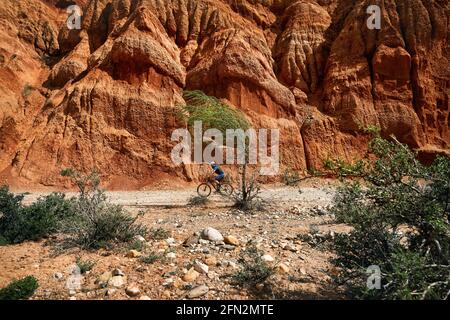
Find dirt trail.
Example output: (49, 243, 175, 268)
(21, 186, 335, 208)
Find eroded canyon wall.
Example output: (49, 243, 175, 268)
(0, 0, 448, 189)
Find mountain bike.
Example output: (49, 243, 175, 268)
(197, 178, 234, 198)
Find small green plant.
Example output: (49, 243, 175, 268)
(188, 195, 209, 206)
(149, 227, 170, 240)
(140, 252, 164, 264)
(307, 167, 325, 177)
(232, 244, 276, 286)
(283, 168, 300, 186)
(128, 239, 146, 252)
(0, 276, 38, 300)
(75, 256, 95, 274)
(360, 124, 381, 136)
(323, 158, 366, 178)
(60, 169, 147, 249)
(21, 83, 35, 98)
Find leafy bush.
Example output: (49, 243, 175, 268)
(231, 167, 263, 211)
(329, 134, 450, 300)
(0, 276, 38, 300)
(60, 169, 147, 249)
(232, 244, 275, 286)
(0, 186, 73, 244)
(75, 257, 95, 274)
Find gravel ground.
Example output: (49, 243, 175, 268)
(21, 186, 335, 208)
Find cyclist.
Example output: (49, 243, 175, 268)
(210, 161, 225, 190)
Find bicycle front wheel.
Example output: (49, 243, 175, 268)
(197, 183, 212, 197)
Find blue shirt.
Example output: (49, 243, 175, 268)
(212, 164, 224, 175)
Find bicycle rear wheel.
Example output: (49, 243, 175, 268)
(220, 183, 234, 196)
(197, 183, 212, 197)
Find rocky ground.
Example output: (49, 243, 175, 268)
(0, 182, 353, 300)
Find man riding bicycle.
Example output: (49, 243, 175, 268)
(210, 161, 225, 190)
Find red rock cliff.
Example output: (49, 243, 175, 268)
(0, 0, 448, 189)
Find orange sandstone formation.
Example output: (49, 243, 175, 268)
(0, 0, 448, 189)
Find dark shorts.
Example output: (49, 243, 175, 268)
(215, 173, 225, 181)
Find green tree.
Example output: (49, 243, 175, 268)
(329, 132, 450, 299)
(179, 90, 261, 210)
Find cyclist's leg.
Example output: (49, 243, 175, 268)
(215, 174, 224, 190)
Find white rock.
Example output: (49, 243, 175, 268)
(187, 285, 209, 299)
(261, 254, 274, 262)
(166, 252, 176, 259)
(134, 235, 146, 242)
(194, 260, 209, 274)
(201, 227, 224, 242)
(162, 278, 174, 287)
(165, 237, 176, 245)
(109, 276, 126, 288)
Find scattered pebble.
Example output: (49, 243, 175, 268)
(201, 227, 224, 242)
(183, 268, 199, 282)
(166, 252, 176, 259)
(126, 250, 142, 258)
(125, 285, 141, 297)
(187, 285, 209, 299)
(194, 260, 209, 274)
(224, 235, 240, 246)
(261, 254, 274, 262)
(109, 276, 126, 288)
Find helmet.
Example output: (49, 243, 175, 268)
(210, 161, 216, 165)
